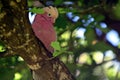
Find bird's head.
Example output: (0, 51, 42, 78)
(42, 6, 58, 23)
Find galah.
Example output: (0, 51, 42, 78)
(32, 6, 58, 53)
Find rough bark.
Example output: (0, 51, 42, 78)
(0, 0, 75, 80)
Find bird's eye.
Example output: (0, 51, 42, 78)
(48, 13, 51, 17)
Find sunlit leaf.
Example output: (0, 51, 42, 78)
(0, 46, 6, 52)
(51, 41, 61, 51)
(29, 7, 44, 14)
(53, 51, 62, 57)
(0, 41, 6, 53)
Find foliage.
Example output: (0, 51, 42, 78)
(0, 0, 120, 80)
(29, 7, 44, 14)
(0, 40, 6, 52)
(51, 41, 72, 57)
(0, 56, 32, 80)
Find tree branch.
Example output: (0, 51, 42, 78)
(0, 0, 75, 80)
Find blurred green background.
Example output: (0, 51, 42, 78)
(1, 0, 120, 80)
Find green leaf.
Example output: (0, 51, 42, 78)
(92, 41, 115, 52)
(51, 41, 61, 51)
(0, 46, 6, 52)
(94, 14, 105, 22)
(52, 48, 73, 57)
(53, 51, 61, 57)
(29, 7, 44, 14)
(52, 49, 66, 57)
(55, 15, 67, 29)
(51, 41, 73, 57)
(0, 41, 6, 52)
(84, 28, 96, 45)
(55, 0, 63, 6)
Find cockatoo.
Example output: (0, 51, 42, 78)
(32, 6, 58, 53)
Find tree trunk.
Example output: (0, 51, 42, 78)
(0, 0, 75, 80)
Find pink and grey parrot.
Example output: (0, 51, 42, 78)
(32, 6, 58, 53)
